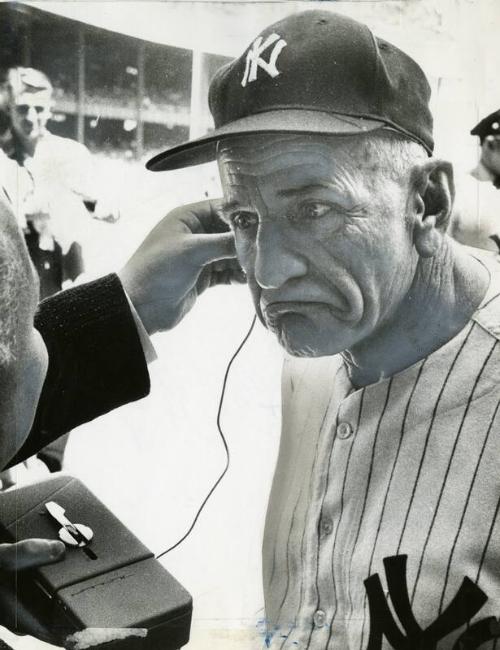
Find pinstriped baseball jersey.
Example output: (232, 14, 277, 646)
(262, 253, 500, 650)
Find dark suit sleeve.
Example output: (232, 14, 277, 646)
(9, 274, 150, 465)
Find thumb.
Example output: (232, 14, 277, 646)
(0, 539, 65, 571)
(187, 232, 236, 267)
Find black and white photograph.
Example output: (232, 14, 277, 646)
(1, 1, 500, 649)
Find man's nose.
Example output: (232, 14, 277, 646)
(254, 222, 307, 289)
(25, 107, 37, 123)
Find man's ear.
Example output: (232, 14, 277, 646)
(412, 159, 455, 258)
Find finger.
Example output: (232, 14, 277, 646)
(210, 268, 248, 287)
(230, 268, 247, 285)
(192, 199, 229, 234)
(186, 232, 237, 267)
(209, 259, 247, 286)
(0, 539, 65, 571)
(211, 258, 242, 273)
(197, 263, 247, 294)
(207, 199, 231, 233)
(172, 199, 228, 235)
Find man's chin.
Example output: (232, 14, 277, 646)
(284, 343, 324, 358)
(19, 129, 38, 144)
(267, 316, 351, 358)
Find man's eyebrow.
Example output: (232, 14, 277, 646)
(276, 182, 340, 197)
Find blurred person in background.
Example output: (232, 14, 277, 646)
(471, 109, 500, 189)
(1, 66, 122, 471)
(451, 108, 500, 252)
(1, 66, 120, 299)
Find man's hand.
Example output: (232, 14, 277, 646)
(119, 199, 244, 335)
(0, 539, 65, 644)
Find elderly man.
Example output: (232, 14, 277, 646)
(147, 10, 500, 650)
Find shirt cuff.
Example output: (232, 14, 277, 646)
(124, 292, 158, 364)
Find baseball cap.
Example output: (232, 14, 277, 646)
(471, 109, 500, 144)
(147, 10, 433, 172)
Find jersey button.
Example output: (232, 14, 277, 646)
(336, 421, 353, 439)
(313, 610, 326, 628)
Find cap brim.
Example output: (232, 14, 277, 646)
(146, 109, 385, 172)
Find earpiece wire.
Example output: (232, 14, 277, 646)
(156, 314, 257, 559)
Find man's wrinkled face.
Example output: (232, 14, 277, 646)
(217, 134, 419, 357)
(10, 89, 51, 145)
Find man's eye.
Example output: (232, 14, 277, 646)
(232, 212, 258, 230)
(297, 202, 332, 220)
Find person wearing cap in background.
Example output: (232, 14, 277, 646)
(450, 109, 500, 253)
(145, 10, 500, 649)
(0, 67, 124, 473)
(1, 66, 120, 300)
(471, 109, 500, 190)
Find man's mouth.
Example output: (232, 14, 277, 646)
(263, 298, 353, 323)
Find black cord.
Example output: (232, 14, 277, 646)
(156, 315, 257, 559)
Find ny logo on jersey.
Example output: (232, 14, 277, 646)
(241, 33, 287, 87)
(364, 555, 500, 650)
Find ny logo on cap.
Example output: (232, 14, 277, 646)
(241, 33, 287, 87)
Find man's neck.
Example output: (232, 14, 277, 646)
(343, 239, 490, 388)
(20, 136, 37, 159)
(13, 131, 43, 162)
